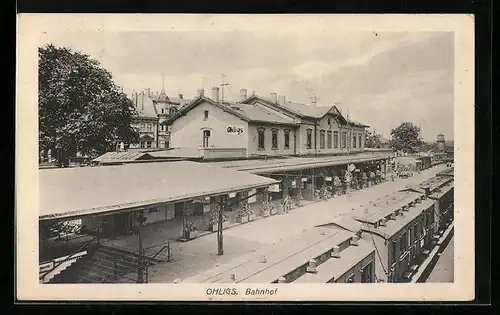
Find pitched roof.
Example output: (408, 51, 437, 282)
(92, 151, 153, 163)
(39, 161, 279, 221)
(166, 96, 298, 126)
(225, 102, 297, 125)
(242, 94, 368, 127)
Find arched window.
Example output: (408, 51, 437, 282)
(327, 131, 332, 149)
(306, 129, 312, 149)
(353, 133, 357, 148)
(284, 129, 290, 149)
(319, 130, 326, 149)
(202, 130, 211, 148)
(271, 128, 278, 149)
(333, 131, 339, 149)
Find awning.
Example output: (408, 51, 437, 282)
(39, 161, 279, 221)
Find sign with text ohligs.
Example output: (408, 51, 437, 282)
(227, 126, 244, 135)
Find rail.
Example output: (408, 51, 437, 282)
(39, 234, 98, 280)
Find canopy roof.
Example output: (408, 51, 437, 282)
(39, 161, 278, 221)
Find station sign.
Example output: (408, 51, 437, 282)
(268, 184, 281, 192)
(227, 126, 244, 135)
(291, 180, 297, 188)
(228, 192, 237, 198)
(325, 177, 333, 181)
(301, 177, 308, 182)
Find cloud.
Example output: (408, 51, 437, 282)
(41, 30, 454, 141)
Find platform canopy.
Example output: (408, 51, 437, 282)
(39, 161, 279, 221)
(208, 152, 392, 175)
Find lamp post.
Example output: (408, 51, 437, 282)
(217, 195, 226, 256)
(135, 211, 147, 283)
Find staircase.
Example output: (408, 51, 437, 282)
(50, 245, 161, 283)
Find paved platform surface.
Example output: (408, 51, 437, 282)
(133, 165, 448, 283)
(426, 236, 454, 283)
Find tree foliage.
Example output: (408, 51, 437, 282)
(389, 122, 423, 153)
(365, 129, 384, 148)
(39, 44, 139, 161)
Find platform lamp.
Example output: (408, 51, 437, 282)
(135, 211, 147, 283)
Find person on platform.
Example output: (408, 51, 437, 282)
(344, 171, 351, 193)
(333, 175, 341, 196)
(369, 170, 376, 186)
(376, 168, 382, 184)
(362, 172, 368, 189)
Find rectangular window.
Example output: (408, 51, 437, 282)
(341, 132, 347, 148)
(140, 142, 145, 149)
(202, 130, 211, 148)
(272, 129, 278, 149)
(204, 110, 209, 120)
(359, 134, 362, 148)
(146, 141, 152, 148)
(258, 128, 265, 150)
(361, 262, 374, 283)
(334, 131, 339, 149)
(353, 133, 357, 148)
(327, 131, 332, 149)
(319, 130, 325, 149)
(306, 129, 312, 149)
(284, 129, 290, 149)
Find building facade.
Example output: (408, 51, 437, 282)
(117, 88, 191, 151)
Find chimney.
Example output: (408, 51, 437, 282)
(239, 88, 247, 101)
(270, 92, 277, 104)
(350, 235, 359, 246)
(278, 95, 286, 105)
(212, 87, 220, 102)
(379, 218, 387, 226)
(178, 93, 183, 99)
(331, 245, 340, 258)
(311, 95, 317, 105)
(197, 88, 205, 97)
(145, 88, 151, 97)
(306, 259, 318, 273)
(277, 277, 287, 283)
(390, 212, 397, 220)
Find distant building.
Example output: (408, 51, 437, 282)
(116, 87, 191, 151)
(437, 134, 446, 152)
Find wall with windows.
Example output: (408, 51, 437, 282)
(129, 118, 158, 149)
(169, 101, 249, 150)
(333, 252, 376, 283)
(247, 123, 297, 156)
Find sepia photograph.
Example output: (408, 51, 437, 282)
(16, 14, 474, 301)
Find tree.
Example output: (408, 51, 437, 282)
(365, 129, 384, 148)
(39, 44, 139, 165)
(389, 122, 423, 154)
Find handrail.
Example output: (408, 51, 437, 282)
(39, 234, 98, 280)
(149, 244, 169, 262)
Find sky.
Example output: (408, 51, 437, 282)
(41, 30, 454, 141)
